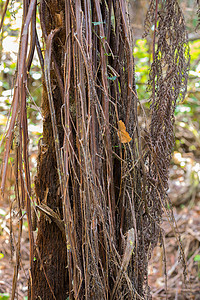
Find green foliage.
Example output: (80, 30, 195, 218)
(194, 254, 200, 262)
(0, 294, 10, 300)
(190, 40, 200, 60)
(194, 254, 200, 279)
(134, 39, 150, 101)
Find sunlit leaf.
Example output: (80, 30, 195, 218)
(117, 120, 132, 143)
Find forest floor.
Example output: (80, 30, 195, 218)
(0, 154, 200, 300)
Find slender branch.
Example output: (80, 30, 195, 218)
(0, 0, 37, 194)
(0, 0, 10, 33)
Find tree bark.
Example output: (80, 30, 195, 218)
(31, 0, 68, 299)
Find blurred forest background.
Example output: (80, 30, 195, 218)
(0, 0, 199, 299)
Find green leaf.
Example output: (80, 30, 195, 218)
(108, 76, 117, 81)
(23, 221, 28, 228)
(194, 254, 200, 262)
(104, 52, 111, 56)
(167, 203, 171, 210)
(0, 253, 4, 260)
(92, 21, 104, 26)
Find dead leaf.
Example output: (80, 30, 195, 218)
(117, 120, 132, 143)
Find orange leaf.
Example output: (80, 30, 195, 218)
(117, 120, 132, 143)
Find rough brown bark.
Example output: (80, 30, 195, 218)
(31, 0, 68, 299)
(27, 1, 189, 299)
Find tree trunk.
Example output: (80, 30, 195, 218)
(31, 0, 68, 299)
(28, 1, 190, 299)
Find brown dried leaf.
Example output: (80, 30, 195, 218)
(117, 120, 132, 143)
